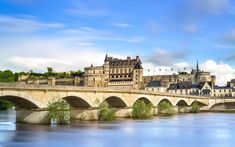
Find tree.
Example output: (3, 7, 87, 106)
(132, 100, 154, 118)
(0, 70, 15, 82)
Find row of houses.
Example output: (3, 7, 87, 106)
(145, 79, 235, 97)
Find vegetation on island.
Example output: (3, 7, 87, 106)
(132, 100, 154, 118)
(190, 101, 200, 113)
(47, 99, 71, 124)
(158, 101, 175, 115)
(98, 101, 116, 121)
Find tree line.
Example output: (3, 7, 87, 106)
(0, 67, 85, 82)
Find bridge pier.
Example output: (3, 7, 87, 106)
(71, 109, 99, 120)
(16, 109, 48, 124)
(71, 108, 133, 120)
(178, 106, 191, 113)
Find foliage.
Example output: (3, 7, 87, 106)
(47, 99, 71, 124)
(70, 70, 85, 77)
(0, 70, 15, 82)
(158, 101, 175, 115)
(0, 68, 85, 82)
(0, 100, 14, 110)
(132, 100, 154, 118)
(98, 101, 116, 121)
(190, 101, 200, 113)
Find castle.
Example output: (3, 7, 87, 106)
(17, 54, 235, 97)
(84, 54, 143, 89)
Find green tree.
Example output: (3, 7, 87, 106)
(47, 99, 71, 124)
(0, 70, 15, 82)
(98, 101, 116, 121)
(190, 101, 200, 113)
(132, 100, 154, 118)
(158, 101, 175, 115)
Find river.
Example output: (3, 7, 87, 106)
(0, 111, 235, 147)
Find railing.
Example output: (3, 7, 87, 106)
(0, 82, 228, 99)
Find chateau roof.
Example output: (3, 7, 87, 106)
(146, 80, 161, 87)
(168, 81, 213, 90)
(133, 61, 143, 69)
(105, 55, 142, 67)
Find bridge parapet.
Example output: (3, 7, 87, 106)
(0, 82, 211, 99)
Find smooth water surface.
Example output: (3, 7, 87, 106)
(1, 111, 235, 147)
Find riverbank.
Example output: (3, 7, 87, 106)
(201, 109, 235, 113)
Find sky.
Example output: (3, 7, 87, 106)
(0, 0, 235, 85)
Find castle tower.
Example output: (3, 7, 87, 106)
(103, 53, 110, 86)
(133, 57, 143, 89)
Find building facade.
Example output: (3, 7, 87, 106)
(84, 54, 143, 89)
(143, 61, 216, 88)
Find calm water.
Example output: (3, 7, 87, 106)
(1, 111, 235, 147)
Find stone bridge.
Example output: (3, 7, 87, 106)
(0, 83, 235, 123)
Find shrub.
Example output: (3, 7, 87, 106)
(158, 101, 175, 115)
(98, 101, 116, 121)
(47, 99, 70, 124)
(190, 102, 200, 113)
(132, 100, 154, 118)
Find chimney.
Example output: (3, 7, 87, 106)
(136, 56, 139, 61)
(127, 56, 131, 60)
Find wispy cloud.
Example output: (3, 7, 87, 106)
(66, 1, 109, 17)
(0, 15, 64, 33)
(112, 22, 133, 28)
(183, 24, 198, 33)
(67, 9, 109, 17)
(62, 27, 144, 43)
(223, 28, 235, 43)
(189, 0, 231, 15)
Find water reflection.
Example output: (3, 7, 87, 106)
(1, 112, 235, 147)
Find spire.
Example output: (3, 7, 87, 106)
(104, 53, 108, 62)
(196, 60, 199, 71)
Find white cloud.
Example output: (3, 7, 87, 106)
(201, 60, 235, 85)
(0, 36, 125, 72)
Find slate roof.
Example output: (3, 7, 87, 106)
(146, 80, 162, 87)
(133, 61, 143, 69)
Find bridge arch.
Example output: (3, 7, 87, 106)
(0, 91, 42, 109)
(62, 96, 92, 109)
(190, 100, 207, 107)
(176, 99, 189, 107)
(133, 97, 153, 106)
(157, 98, 173, 106)
(210, 102, 235, 110)
(101, 96, 128, 108)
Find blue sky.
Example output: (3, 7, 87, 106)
(0, 0, 235, 85)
